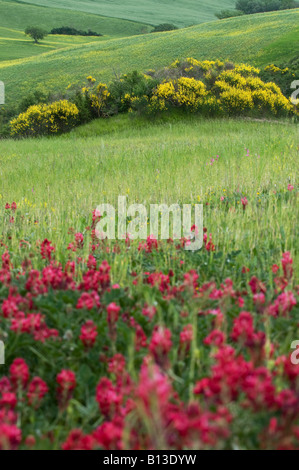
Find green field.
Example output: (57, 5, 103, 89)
(1, 2, 299, 451)
(0, 0, 151, 35)
(0, 114, 298, 450)
(0, 114, 297, 269)
(1, 8, 298, 107)
(0, 0, 152, 61)
(0, 27, 107, 61)
(9, 0, 236, 28)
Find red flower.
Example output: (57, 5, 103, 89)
(179, 324, 194, 356)
(95, 377, 122, 418)
(107, 303, 120, 340)
(142, 304, 157, 321)
(79, 320, 98, 349)
(272, 264, 279, 274)
(0, 392, 17, 409)
(75, 232, 84, 249)
(76, 291, 100, 310)
(0, 423, 21, 450)
(62, 429, 94, 450)
(9, 358, 29, 389)
(27, 377, 49, 407)
(108, 354, 126, 377)
(93, 417, 124, 450)
(56, 370, 76, 407)
(149, 327, 172, 369)
(282, 252, 293, 280)
(40, 239, 55, 261)
(204, 329, 225, 347)
(241, 197, 248, 209)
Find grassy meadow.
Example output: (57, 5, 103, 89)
(0, 1, 299, 451)
(0, 0, 152, 62)
(10, 0, 236, 27)
(1, 8, 298, 106)
(0, 114, 297, 273)
(0, 0, 151, 37)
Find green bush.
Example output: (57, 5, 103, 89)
(235, 0, 299, 14)
(215, 9, 244, 19)
(151, 23, 178, 32)
(50, 26, 102, 37)
(260, 59, 298, 97)
(108, 71, 159, 114)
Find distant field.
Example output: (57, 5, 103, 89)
(0, 27, 106, 61)
(9, 0, 236, 28)
(1, 9, 298, 106)
(0, 0, 152, 61)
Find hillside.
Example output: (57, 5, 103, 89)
(8, 0, 236, 28)
(0, 0, 151, 44)
(0, 27, 107, 62)
(1, 9, 298, 107)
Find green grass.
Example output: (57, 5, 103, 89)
(0, 26, 107, 61)
(0, 0, 152, 61)
(0, 114, 297, 270)
(1, 9, 298, 107)
(10, 0, 236, 28)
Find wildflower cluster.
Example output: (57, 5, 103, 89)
(0, 201, 298, 449)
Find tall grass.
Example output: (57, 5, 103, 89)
(0, 115, 297, 275)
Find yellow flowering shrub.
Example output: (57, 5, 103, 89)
(213, 69, 291, 116)
(149, 77, 207, 113)
(220, 87, 254, 114)
(264, 64, 289, 75)
(84, 82, 110, 117)
(234, 64, 260, 76)
(10, 100, 79, 137)
(252, 89, 292, 115)
(217, 71, 248, 88)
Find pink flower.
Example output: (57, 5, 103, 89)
(76, 291, 100, 310)
(241, 197, 248, 209)
(288, 184, 294, 191)
(107, 302, 120, 324)
(93, 417, 124, 450)
(62, 429, 94, 450)
(0, 423, 22, 450)
(9, 358, 29, 389)
(96, 377, 122, 418)
(27, 377, 48, 407)
(79, 320, 98, 349)
(40, 239, 55, 261)
(149, 327, 172, 369)
(75, 233, 84, 249)
(56, 370, 76, 407)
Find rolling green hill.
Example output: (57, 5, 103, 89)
(1, 9, 298, 107)
(0, 0, 152, 61)
(0, 0, 152, 62)
(0, 27, 107, 61)
(9, 0, 236, 28)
